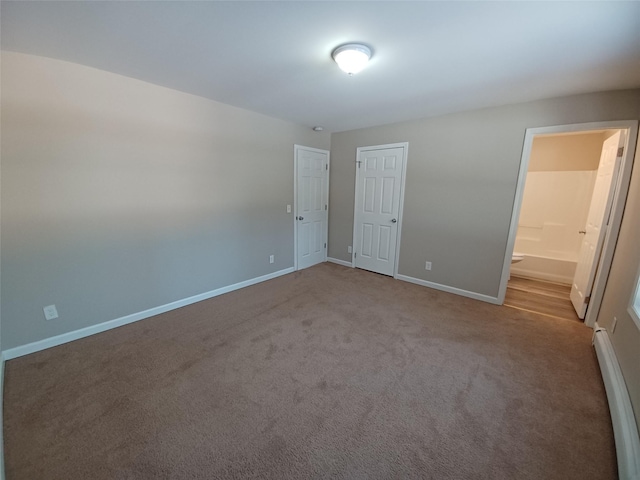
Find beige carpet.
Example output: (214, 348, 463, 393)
(3, 263, 616, 479)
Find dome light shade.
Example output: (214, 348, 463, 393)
(332, 44, 371, 75)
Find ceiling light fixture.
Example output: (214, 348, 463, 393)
(332, 43, 371, 76)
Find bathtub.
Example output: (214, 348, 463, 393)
(509, 253, 577, 285)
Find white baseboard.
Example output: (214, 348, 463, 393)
(327, 257, 353, 268)
(396, 274, 501, 305)
(3, 267, 295, 361)
(0, 353, 5, 480)
(593, 324, 640, 480)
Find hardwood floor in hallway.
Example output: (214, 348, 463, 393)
(504, 275, 581, 322)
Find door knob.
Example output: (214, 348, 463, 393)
(391, 218, 397, 223)
(578, 230, 586, 234)
(298, 216, 304, 221)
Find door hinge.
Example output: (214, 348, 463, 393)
(354, 252, 357, 258)
(585, 296, 590, 305)
(325, 204, 328, 210)
(324, 243, 327, 248)
(617, 147, 624, 157)
(356, 160, 362, 168)
(325, 163, 328, 170)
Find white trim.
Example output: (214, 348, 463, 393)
(326, 257, 353, 268)
(592, 324, 640, 480)
(393, 143, 409, 279)
(294, 145, 330, 271)
(396, 274, 501, 305)
(497, 129, 535, 303)
(628, 134, 640, 332)
(0, 353, 5, 480)
(3, 267, 294, 360)
(629, 258, 640, 330)
(630, 305, 640, 332)
(352, 142, 409, 277)
(498, 120, 638, 329)
(586, 125, 638, 328)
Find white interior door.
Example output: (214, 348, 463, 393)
(295, 146, 329, 270)
(570, 131, 625, 318)
(353, 145, 406, 276)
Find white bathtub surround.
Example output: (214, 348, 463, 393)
(510, 254, 577, 285)
(511, 252, 525, 264)
(512, 169, 597, 283)
(517, 170, 597, 257)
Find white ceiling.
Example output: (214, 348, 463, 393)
(2, 1, 640, 132)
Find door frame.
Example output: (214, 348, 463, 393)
(351, 142, 409, 278)
(570, 130, 624, 319)
(497, 120, 638, 327)
(293, 145, 330, 271)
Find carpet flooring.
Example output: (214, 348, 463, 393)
(3, 263, 616, 479)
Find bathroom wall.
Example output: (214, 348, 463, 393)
(512, 132, 607, 284)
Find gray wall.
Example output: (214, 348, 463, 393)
(3, 49, 640, 435)
(329, 90, 640, 298)
(329, 89, 640, 433)
(1, 52, 330, 350)
(596, 131, 640, 435)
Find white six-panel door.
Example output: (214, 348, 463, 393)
(353, 145, 407, 276)
(570, 131, 625, 318)
(295, 146, 329, 270)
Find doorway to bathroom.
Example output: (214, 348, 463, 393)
(498, 120, 638, 326)
(509, 129, 618, 322)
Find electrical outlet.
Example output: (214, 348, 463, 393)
(269, 255, 275, 264)
(611, 316, 618, 333)
(348, 246, 352, 254)
(43, 304, 59, 321)
(425, 261, 432, 271)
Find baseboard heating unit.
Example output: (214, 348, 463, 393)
(593, 326, 640, 480)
